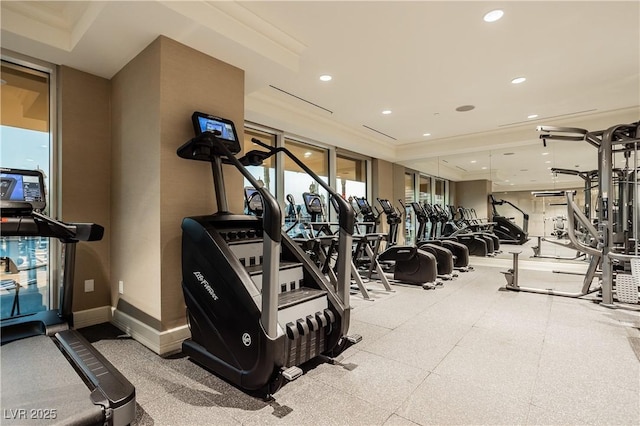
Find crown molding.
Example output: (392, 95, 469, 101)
(159, 0, 306, 72)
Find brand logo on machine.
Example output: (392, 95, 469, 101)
(242, 333, 251, 347)
(193, 271, 219, 301)
(397, 249, 411, 254)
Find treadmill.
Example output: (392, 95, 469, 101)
(0, 168, 135, 425)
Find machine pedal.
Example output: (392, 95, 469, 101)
(281, 366, 303, 381)
(346, 334, 362, 344)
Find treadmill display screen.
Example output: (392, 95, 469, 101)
(0, 168, 46, 211)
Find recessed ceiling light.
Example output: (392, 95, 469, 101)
(483, 9, 504, 22)
(481, 166, 488, 170)
(511, 77, 526, 84)
(470, 160, 477, 163)
(542, 152, 549, 156)
(423, 133, 431, 137)
(527, 114, 538, 119)
(510, 183, 515, 186)
(382, 110, 392, 115)
(304, 152, 312, 158)
(545, 160, 551, 164)
(547, 167, 552, 170)
(456, 105, 475, 112)
(505, 179, 510, 182)
(319, 75, 332, 82)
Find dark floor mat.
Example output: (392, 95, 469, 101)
(77, 322, 131, 343)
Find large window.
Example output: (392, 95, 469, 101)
(284, 139, 329, 222)
(242, 128, 276, 213)
(419, 175, 432, 205)
(419, 175, 433, 239)
(1, 58, 54, 320)
(404, 173, 416, 244)
(336, 154, 366, 200)
(434, 178, 448, 206)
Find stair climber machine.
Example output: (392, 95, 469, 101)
(408, 201, 472, 272)
(0, 168, 136, 426)
(489, 195, 529, 244)
(177, 112, 361, 397)
(390, 199, 456, 280)
(372, 198, 440, 288)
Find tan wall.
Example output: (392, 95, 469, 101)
(449, 181, 457, 206)
(110, 36, 244, 330)
(455, 180, 492, 220)
(157, 36, 244, 330)
(111, 38, 163, 320)
(58, 66, 111, 311)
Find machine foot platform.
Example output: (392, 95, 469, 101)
(282, 366, 303, 381)
(346, 334, 363, 344)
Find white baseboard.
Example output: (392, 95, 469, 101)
(111, 308, 190, 355)
(73, 306, 112, 329)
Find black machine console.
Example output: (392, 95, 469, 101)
(1, 168, 46, 212)
(178, 111, 241, 161)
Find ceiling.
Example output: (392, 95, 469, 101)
(2, 1, 639, 191)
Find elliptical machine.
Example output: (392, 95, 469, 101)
(408, 201, 471, 272)
(178, 112, 360, 396)
(351, 197, 439, 289)
(380, 199, 456, 280)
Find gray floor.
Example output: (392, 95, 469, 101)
(88, 252, 640, 425)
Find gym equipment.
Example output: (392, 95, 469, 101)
(351, 197, 438, 289)
(378, 198, 444, 288)
(459, 206, 502, 251)
(427, 203, 494, 257)
(0, 168, 136, 425)
(488, 194, 529, 244)
(408, 201, 471, 272)
(177, 112, 360, 396)
(395, 199, 457, 279)
(501, 191, 602, 298)
(304, 192, 394, 300)
(539, 123, 640, 309)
